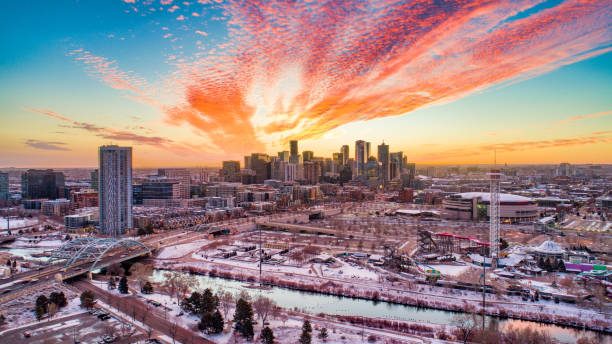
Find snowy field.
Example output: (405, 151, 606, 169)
(0, 282, 80, 327)
(427, 264, 470, 277)
(0, 217, 38, 229)
(156, 239, 209, 259)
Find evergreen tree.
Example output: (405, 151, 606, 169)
(141, 281, 153, 294)
(108, 277, 116, 290)
(199, 312, 215, 333)
(302, 320, 312, 334)
(500, 238, 509, 250)
(318, 328, 328, 342)
(181, 292, 202, 314)
(299, 320, 312, 344)
(233, 298, 254, 339)
(118, 276, 129, 294)
(35, 295, 48, 320)
(80, 291, 95, 309)
(202, 288, 218, 314)
(299, 328, 311, 344)
(0, 313, 5, 325)
(49, 291, 67, 308)
(261, 326, 274, 344)
(558, 259, 566, 272)
(543, 259, 553, 272)
(211, 309, 224, 334)
(5, 259, 10, 267)
(537, 257, 545, 270)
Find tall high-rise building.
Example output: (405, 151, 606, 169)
(303, 162, 321, 185)
(390, 152, 403, 180)
(378, 142, 390, 184)
(158, 168, 190, 198)
(90, 169, 99, 191)
(0, 172, 8, 201)
(354, 140, 366, 177)
(250, 153, 271, 184)
(340, 145, 349, 165)
(21, 169, 65, 199)
(302, 150, 314, 162)
(365, 142, 371, 160)
(290, 140, 298, 157)
(244, 156, 252, 170)
(277, 151, 290, 162)
(99, 145, 132, 236)
(222, 161, 241, 182)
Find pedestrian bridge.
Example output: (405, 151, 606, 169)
(48, 238, 151, 272)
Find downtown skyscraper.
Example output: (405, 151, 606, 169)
(99, 145, 132, 236)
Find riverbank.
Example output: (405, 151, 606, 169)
(160, 262, 611, 336)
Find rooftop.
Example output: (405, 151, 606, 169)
(456, 192, 533, 203)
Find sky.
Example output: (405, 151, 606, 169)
(0, 0, 611, 168)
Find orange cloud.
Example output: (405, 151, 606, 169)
(154, 0, 611, 153)
(22, 107, 212, 155)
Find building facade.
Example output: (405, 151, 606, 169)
(377, 142, 390, 185)
(0, 172, 8, 200)
(222, 161, 241, 182)
(21, 169, 65, 199)
(354, 140, 366, 178)
(99, 145, 133, 236)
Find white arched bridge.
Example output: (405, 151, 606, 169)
(48, 238, 151, 274)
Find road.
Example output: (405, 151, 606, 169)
(72, 280, 214, 344)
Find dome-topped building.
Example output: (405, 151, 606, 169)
(531, 240, 565, 260)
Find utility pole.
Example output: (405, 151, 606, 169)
(259, 223, 262, 288)
(482, 245, 486, 332)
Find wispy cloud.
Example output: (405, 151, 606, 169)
(149, 0, 612, 152)
(533, 110, 612, 127)
(67, 49, 160, 107)
(415, 132, 612, 161)
(24, 139, 70, 151)
(22, 107, 209, 154)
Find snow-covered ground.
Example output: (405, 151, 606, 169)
(427, 264, 470, 277)
(157, 239, 209, 259)
(190, 250, 380, 282)
(0, 217, 38, 229)
(0, 282, 81, 327)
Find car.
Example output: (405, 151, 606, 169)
(98, 314, 110, 321)
(102, 335, 116, 343)
(145, 339, 163, 344)
(24, 332, 31, 338)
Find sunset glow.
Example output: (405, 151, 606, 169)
(1, 0, 611, 167)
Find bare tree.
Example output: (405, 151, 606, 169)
(170, 320, 178, 344)
(131, 262, 154, 289)
(451, 311, 480, 344)
(502, 324, 552, 344)
(146, 326, 154, 340)
(162, 271, 180, 301)
(175, 274, 198, 303)
(47, 303, 58, 322)
(253, 295, 276, 326)
(218, 290, 235, 320)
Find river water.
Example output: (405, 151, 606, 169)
(152, 270, 610, 343)
(1, 242, 607, 343)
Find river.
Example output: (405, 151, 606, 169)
(152, 270, 610, 344)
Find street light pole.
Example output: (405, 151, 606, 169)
(482, 245, 486, 332)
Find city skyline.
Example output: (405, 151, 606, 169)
(1, 0, 611, 168)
